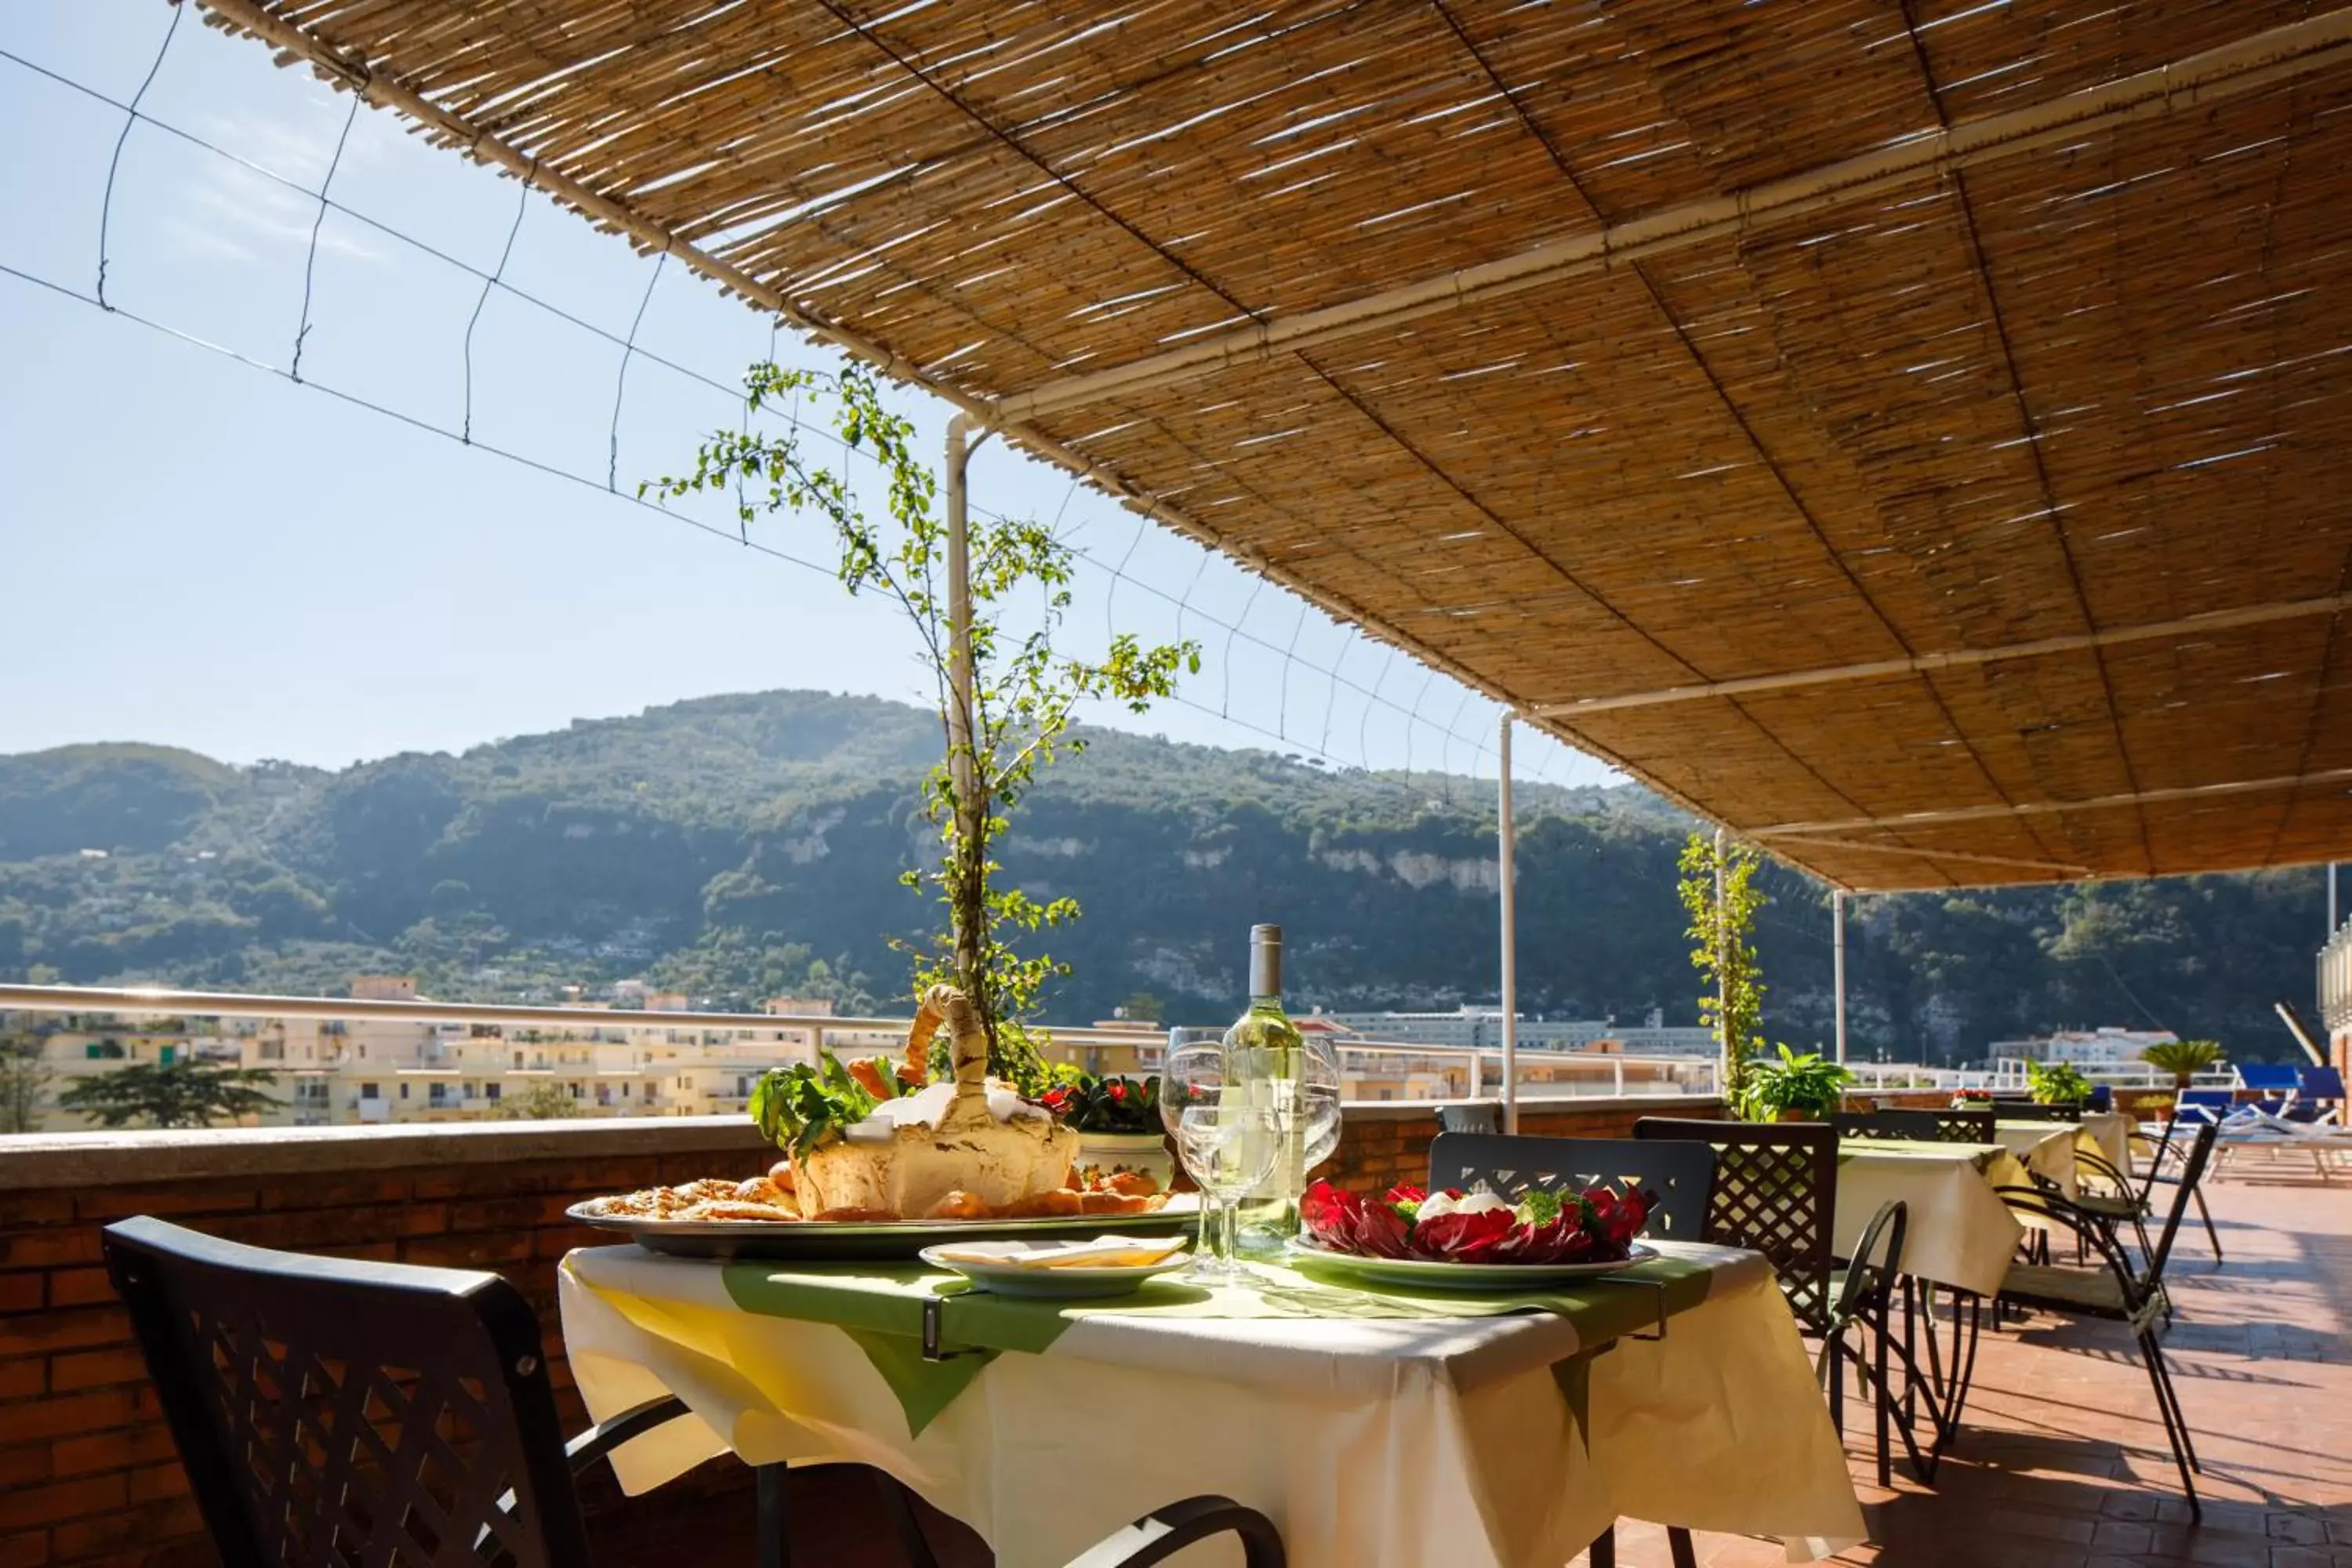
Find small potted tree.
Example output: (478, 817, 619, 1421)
(2140, 1038, 2223, 1091)
(1738, 1044, 1855, 1123)
(2025, 1060, 2093, 1107)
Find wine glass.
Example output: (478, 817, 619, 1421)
(1176, 1102, 1279, 1279)
(1298, 1040, 1344, 1174)
(1161, 1041, 1274, 1279)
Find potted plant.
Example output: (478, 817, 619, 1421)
(1043, 1073, 1174, 1191)
(1949, 1087, 1993, 1109)
(1737, 1044, 1855, 1122)
(2025, 1060, 2093, 1106)
(2140, 1038, 2223, 1091)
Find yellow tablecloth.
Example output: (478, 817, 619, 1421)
(558, 1243, 1864, 1568)
(1834, 1142, 2031, 1296)
(2081, 1112, 2136, 1179)
(1994, 1122, 2083, 1197)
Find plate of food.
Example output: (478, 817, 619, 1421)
(1284, 1179, 1660, 1290)
(916, 1236, 1190, 1298)
(568, 985, 1192, 1260)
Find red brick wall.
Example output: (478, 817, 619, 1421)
(0, 1147, 769, 1568)
(0, 1100, 1719, 1567)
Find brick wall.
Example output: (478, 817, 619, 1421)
(0, 1120, 772, 1568)
(0, 1100, 1719, 1568)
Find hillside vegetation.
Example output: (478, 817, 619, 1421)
(0, 690, 2325, 1062)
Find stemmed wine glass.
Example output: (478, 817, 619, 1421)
(1160, 1041, 1278, 1279)
(1297, 1038, 1344, 1175)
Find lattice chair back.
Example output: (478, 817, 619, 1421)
(2001, 1102, 2083, 1122)
(1830, 1109, 1991, 1145)
(103, 1215, 590, 1568)
(1426, 1134, 1715, 1240)
(1633, 1118, 1837, 1333)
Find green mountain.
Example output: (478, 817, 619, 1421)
(0, 691, 2327, 1063)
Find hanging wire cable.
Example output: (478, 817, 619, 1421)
(608, 251, 669, 492)
(463, 177, 532, 445)
(93, 0, 184, 310)
(289, 92, 360, 384)
(6, 38, 1616, 797)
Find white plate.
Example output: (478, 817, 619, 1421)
(1287, 1239, 1658, 1291)
(916, 1243, 1192, 1298)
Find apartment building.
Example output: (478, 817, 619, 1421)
(2, 979, 837, 1132)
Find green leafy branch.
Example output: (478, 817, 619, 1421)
(645, 359, 1196, 1084)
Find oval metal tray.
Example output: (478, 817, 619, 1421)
(567, 1195, 1199, 1261)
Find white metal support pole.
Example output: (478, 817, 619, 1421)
(1498, 713, 1519, 1133)
(1715, 826, 1730, 1099)
(944, 416, 987, 994)
(2332, 863, 2339, 934)
(1833, 888, 1849, 1067)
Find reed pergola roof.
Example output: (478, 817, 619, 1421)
(201, 0, 2352, 890)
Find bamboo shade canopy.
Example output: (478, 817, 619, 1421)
(195, 0, 2352, 890)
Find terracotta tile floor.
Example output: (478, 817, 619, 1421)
(593, 1172, 2352, 1567)
(1588, 1171, 2352, 1568)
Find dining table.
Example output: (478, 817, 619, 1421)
(559, 1240, 1865, 1568)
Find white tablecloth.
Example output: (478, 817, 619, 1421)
(1833, 1142, 2028, 1296)
(559, 1243, 1864, 1568)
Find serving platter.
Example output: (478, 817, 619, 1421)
(1287, 1238, 1658, 1291)
(568, 1195, 1198, 1261)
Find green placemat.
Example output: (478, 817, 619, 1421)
(720, 1253, 1724, 1436)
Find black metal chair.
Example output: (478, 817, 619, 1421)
(1993, 1121, 2220, 1519)
(1997, 1101, 2083, 1122)
(2074, 1116, 2223, 1273)
(1831, 1109, 1993, 1145)
(1426, 1132, 1715, 1240)
(103, 1216, 1286, 1568)
(1432, 1134, 1713, 1568)
(1633, 1118, 1927, 1486)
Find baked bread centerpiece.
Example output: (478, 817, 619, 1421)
(780, 983, 1080, 1220)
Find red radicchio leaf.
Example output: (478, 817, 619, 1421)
(1356, 1200, 1414, 1258)
(1383, 1183, 1428, 1207)
(1301, 1179, 1363, 1250)
(1410, 1208, 1515, 1262)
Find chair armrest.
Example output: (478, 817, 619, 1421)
(1060, 1495, 1286, 1568)
(566, 1395, 694, 1475)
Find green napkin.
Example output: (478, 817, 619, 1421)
(722, 1254, 1724, 1436)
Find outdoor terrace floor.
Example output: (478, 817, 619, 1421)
(590, 1171, 2351, 1568)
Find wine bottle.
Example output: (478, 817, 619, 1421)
(1225, 924, 1307, 1254)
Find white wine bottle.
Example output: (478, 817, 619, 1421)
(1225, 924, 1307, 1254)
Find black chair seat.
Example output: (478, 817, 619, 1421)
(2001, 1262, 2131, 1318)
(103, 1217, 1287, 1568)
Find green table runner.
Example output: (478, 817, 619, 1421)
(720, 1253, 1722, 1434)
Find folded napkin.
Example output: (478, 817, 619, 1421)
(928, 1236, 1187, 1270)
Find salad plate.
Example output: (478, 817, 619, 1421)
(917, 1238, 1189, 1298)
(1287, 1237, 1657, 1291)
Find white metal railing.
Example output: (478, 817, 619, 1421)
(1, 983, 1726, 1109)
(2323, 920, 2352, 1032)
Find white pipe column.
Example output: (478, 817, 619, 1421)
(944, 416, 985, 995)
(1833, 888, 1849, 1067)
(1497, 713, 1519, 1133)
(1715, 826, 1730, 1098)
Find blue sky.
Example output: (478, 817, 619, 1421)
(0, 1, 1612, 792)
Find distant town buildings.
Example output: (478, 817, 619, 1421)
(1311, 1005, 1717, 1056)
(2, 976, 855, 1133)
(1984, 1026, 2178, 1066)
